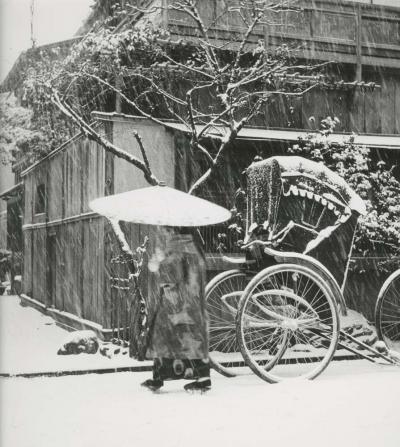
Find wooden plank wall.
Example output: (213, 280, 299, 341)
(62, 222, 82, 317)
(64, 142, 82, 217)
(47, 155, 63, 221)
(270, 71, 400, 134)
(167, 0, 400, 53)
(22, 134, 110, 327)
(82, 218, 105, 324)
(21, 89, 399, 330)
(23, 175, 33, 225)
(100, 118, 177, 327)
(22, 230, 32, 295)
(166, 0, 400, 134)
(43, 218, 105, 323)
(54, 226, 65, 311)
(351, 70, 400, 134)
(31, 228, 46, 304)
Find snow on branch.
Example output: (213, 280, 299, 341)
(31, 0, 329, 200)
(50, 88, 160, 186)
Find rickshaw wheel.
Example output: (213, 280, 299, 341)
(236, 263, 340, 383)
(375, 269, 400, 353)
(205, 269, 250, 377)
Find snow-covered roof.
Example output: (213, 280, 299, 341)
(162, 121, 400, 151)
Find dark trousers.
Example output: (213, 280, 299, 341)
(153, 358, 210, 381)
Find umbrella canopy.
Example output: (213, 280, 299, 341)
(89, 185, 231, 227)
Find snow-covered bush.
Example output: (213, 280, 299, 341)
(0, 93, 44, 165)
(289, 118, 400, 271)
(57, 330, 99, 355)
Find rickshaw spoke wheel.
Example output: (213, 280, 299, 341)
(237, 264, 339, 383)
(375, 269, 400, 353)
(205, 270, 251, 377)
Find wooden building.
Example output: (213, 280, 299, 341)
(11, 0, 400, 331)
(21, 112, 400, 333)
(21, 118, 173, 334)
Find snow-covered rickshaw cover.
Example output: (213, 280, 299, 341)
(245, 156, 366, 287)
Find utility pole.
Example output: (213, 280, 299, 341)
(30, 0, 36, 48)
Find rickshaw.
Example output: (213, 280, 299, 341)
(206, 156, 400, 383)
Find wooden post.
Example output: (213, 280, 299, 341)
(104, 121, 114, 196)
(356, 4, 362, 81)
(115, 75, 122, 113)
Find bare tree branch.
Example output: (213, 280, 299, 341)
(132, 130, 152, 174)
(50, 88, 160, 186)
(39, 0, 328, 205)
(189, 98, 264, 195)
(167, 1, 221, 74)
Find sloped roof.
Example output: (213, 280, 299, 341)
(162, 121, 400, 151)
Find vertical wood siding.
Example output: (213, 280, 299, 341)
(31, 228, 46, 302)
(47, 156, 63, 221)
(24, 175, 33, 225)
(54, 226, 65, 311)
(22, 134, 109, 326)
(82, 218, 105, 324)
(21, 97, 398, 329)
(22, 230, 33, 295)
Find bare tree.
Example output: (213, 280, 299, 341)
(24, 0, 333, 264)
(29, 1, 331, 189)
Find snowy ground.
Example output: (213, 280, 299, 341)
(0, 295, 150, 375)
(0, 294, 380, 376)
(1, 362, 400, 447)
(1, 295, 400, 447)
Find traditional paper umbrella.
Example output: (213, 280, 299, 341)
(89, 184, 231, 226)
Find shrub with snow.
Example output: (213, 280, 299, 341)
(57, 330, 99, 355)
(289, 117, 400, 272)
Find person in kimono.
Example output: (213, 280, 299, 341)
(141, 226, 211, 392)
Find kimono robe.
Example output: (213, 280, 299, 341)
(146, 229, 210, 380)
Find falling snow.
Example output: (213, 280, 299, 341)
(1, 296, 400, 447)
